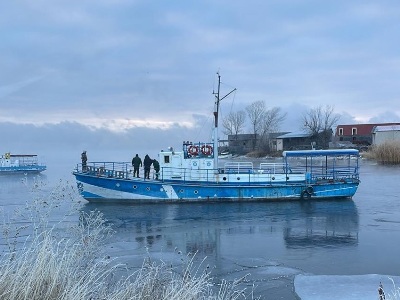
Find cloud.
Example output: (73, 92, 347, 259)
(1, 0, 400, 138)
(0, 118, 211, 154)
(0, 76, 46, 98)
(368, 111, 400, 124)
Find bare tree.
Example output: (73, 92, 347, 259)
(302, 105, 340, 148)
(259, 107, 287, 151)
(222, 110, 246, 138)
(261, 107, 287, 134)
(246, 101, 265, 150)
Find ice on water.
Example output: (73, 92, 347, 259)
(295, 274, 400, 299)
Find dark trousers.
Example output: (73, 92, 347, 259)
(133, 167, 139, 177)
(144, 167, 150, 179)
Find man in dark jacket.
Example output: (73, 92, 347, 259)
(143, 154, 152, 179)
(81, 151, 87, 171)
(153, 159, 160, 179)
(132, 154, 142, 178)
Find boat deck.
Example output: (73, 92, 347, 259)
(74, 157, 359, 185)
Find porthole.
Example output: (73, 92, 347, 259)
(194, 190, 198, 194)
(223, 177, 227, 181)
(133, 185, 137, 189)
(116, 183, 120, 187)
(179, 189, 184, 193)
(146, 187, 150, 191)
(237, 177, 240, 180)
(272, 177, 275, 180)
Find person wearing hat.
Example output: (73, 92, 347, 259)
(143, 154, 152, 179)
(81, 151, 87, 171)
(153, 159, 160, 179)
(132, 154, 142, 178)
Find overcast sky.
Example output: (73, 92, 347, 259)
(1, 0, 400, 157)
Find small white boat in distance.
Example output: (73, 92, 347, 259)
(0, 152, 46, 174)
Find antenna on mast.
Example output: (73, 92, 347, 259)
(212, 72, 236, 169)
(213, 72, 237, 128)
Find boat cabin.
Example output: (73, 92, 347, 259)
(158, 142, 215, 180)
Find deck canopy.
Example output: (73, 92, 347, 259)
(283, 149, 359, 157)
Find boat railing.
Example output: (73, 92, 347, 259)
(223, 162, 288, 174)
(2, 155, 41, 166)
(223, 162, 254, 174)
(77, 161, 298, 180)
(259, 163, 286, 173)
(77, 162, 131, 179)
(316, 167, 359, 178)
(76, 160, 359, 183)
(301, 166, 359, 183)
(158, 166, 215, 181)
(18, 156, 40, 166)
(76, 163, 216, 181)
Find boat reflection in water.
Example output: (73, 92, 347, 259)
(81, 200, 359, 298)
(283, 200, 359, 249)
(81, 199, 359, 257)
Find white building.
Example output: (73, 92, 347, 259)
(372, 125, 400, 145)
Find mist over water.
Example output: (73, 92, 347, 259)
(1, 153, 400, 299)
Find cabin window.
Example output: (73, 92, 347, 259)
(338, 128, 343, 136)
(164, 156, 170, 163)
(352, 128, 357, 135)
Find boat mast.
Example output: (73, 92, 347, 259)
(212, 72, 236, 169)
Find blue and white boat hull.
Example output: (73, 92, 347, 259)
(74, 171, 359, 203)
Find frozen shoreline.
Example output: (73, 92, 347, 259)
(295, 274, 400, 299)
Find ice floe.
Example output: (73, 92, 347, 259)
(295, 274, 400, 299)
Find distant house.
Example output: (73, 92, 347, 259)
(268, 132, 290, 152)
(228, 132, 291, 154)
(372, 125, 400, 145)
(228, 134, 259, 154)
(335, 123, 400, 145)
(275, 131, 315, 151)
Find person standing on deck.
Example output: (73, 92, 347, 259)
(81, 151, 87, 171)
(143, 154, 152, 179)
(132, 154, 142, 178)
(153, 159, 160, 180)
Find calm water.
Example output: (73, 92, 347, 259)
(1, 157, 399, 299)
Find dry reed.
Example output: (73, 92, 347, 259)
(382, 278, 400, 300)
(365, 141, 400, 164)
(0, 178, 257, 300)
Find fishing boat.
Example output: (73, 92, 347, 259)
(73, 74, 360, 203)
(0, 153, 46, 174)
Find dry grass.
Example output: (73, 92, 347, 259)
(383, 278, 400, 300)
(0, 178, 257, 300)
(364, 141, 400, 164)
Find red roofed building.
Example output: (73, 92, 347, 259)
(335, 123, 400, 145)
